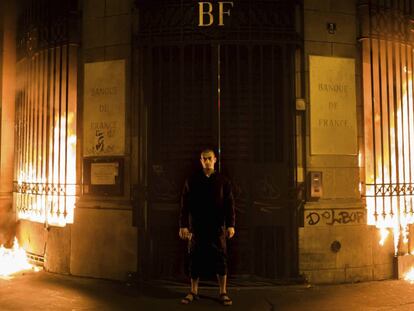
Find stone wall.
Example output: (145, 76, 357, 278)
(0, 0, 16, 247)
(71, 0, 137, 281)
(299, 0, 394, 283)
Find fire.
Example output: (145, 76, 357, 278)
(379, 228, 389, 246)
(14, 47, 77, 228)
(0, 238, 37, 277)
(363, 51, 414, 255)
(15, 115, 77, 227)
(404, 267, 414, 283)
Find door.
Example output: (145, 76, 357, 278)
(135, 0, 300, 281)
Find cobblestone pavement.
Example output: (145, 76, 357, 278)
(1, 271, 414, 310)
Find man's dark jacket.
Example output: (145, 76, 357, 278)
(179, 170, 235, 236)
(179, 170, 235, 277)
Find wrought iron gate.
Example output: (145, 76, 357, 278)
(14, 0, 79, 227)
(134, 0, 300, 280)
(360, 0, 414, 252)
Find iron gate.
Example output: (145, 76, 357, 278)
(134, 0, 300, 280)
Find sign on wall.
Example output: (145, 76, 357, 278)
(309, 55, 357, 155)
(83, 60, 125, 157)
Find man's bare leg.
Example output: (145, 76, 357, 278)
(217, 274, 227, 294)
(217, 274, 232, 305)
(191, 277, 199, 294)
(181, 278, 200, 304)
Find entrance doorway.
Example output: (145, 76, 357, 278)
(134, 0, 301, 281)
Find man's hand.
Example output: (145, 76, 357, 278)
(226, 227, 235, 239)
(179, 227, 191, 240)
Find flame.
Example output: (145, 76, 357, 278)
(404, 267, 414, 283)
(14, 48, 77, 227)
(16, 114, 76, 227)
(379, 228, 389, 246)
(0, 238, 38, 277)
(364, 41, 414, 255)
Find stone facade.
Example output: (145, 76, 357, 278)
(0, 0, 402, 283)
(15, 0, 137, 281)
(299, 0, 394, 283)
(72, 0, 137, 280)
(0, 0, 16, 248)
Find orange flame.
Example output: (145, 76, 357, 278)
(16, 115, 76, 227)
(0, 238, 38, 277)
(365, 60, 414, 255)
(404, 267, 414, 283)
(379, 228, 389, 246)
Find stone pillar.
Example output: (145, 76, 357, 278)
(298, 0, 394, 283)
(0, 0, 16, 247)
(70, 0, 137, 281)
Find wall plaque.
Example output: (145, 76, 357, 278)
(91, 163, 118, 185)
(309, 55, 357, 155)
(84, 60, 125, 157)
(83, 158, 124, 196)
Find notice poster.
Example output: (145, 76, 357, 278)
(90, 162, 119, 185)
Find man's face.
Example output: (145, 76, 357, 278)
(200, 151, 217, 170)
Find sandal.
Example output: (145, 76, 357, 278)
(181, 292, 199, 304)
(219, 293, 233, 306)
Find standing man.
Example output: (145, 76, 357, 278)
(179, 148, 235, 306)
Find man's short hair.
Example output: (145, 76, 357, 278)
(200, 147, 216, 156)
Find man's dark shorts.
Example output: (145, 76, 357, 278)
(188, 227, 227, 278)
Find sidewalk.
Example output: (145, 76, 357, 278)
(1, 271, 414, 310)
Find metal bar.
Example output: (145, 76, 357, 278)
(282, 44, 288, 162)
(33, 53, 38, 190)
(395, 40, 405, 240)
(58, 43, 63, 219)
(45, 46, 51, 221)
(378, 38, 387, 218)
(64, 43, 70, 218)
(402, 43, 409, 215)
(218, 44, 221, 172)
(368, 1, 379, 219)
(410, 46, 414, 215)
(50, 45, 57, 221)
(43, 49, 48, 198)
(28, 53, 34, 213)
(260, 45, 264, 162)
(404, 44, 413, 215)
(271, 45, 275, 161)
(392, 41, 401, 206)
(397, 38, 406, 235)
(385, 39, 395, 217)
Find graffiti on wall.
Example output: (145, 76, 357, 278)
(305, 209, 366, 226)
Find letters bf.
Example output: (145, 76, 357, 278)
(198, 2, 234, 27)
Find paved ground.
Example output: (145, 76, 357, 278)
(1, 271, 414, 310)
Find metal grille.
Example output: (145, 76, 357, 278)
(360, 1, 414, 241)
(136, 0, 299, 279)
(150, 44, 215, 164)
(13, 0, 78, 227)
(221, 44, 285, 162)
